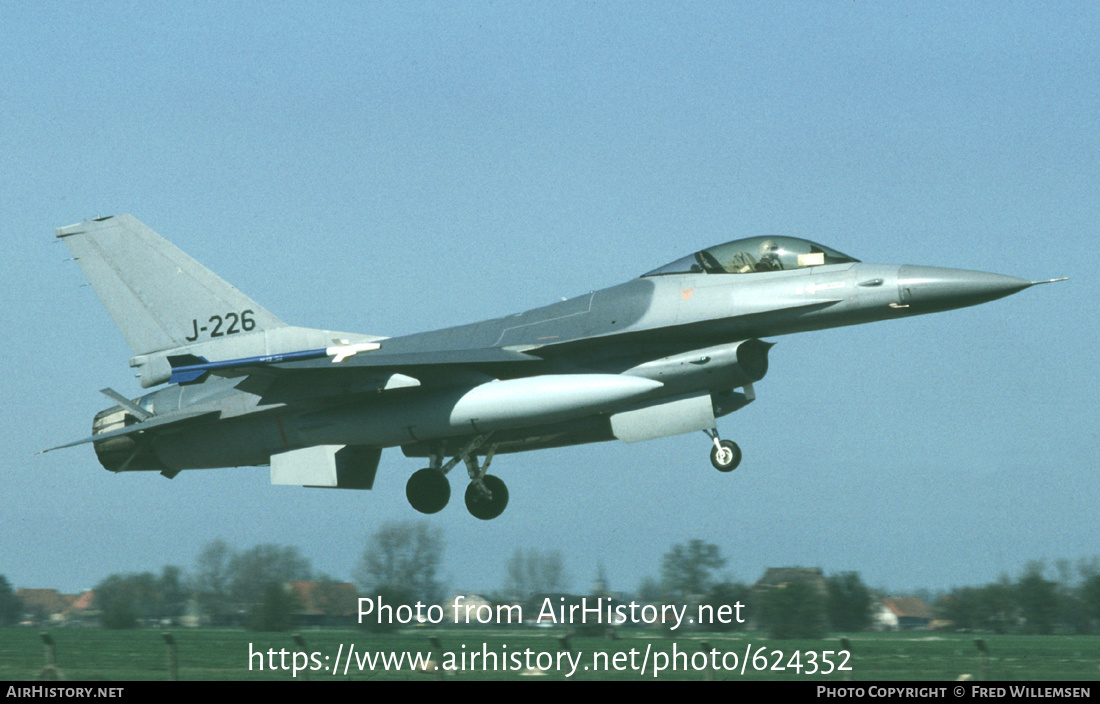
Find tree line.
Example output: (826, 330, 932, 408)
(3, 526, 1098, 637)
(938, 559, 1100, 635)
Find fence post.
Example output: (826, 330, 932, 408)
(163, 632, 178, 681)
(974, 638, 988, 681)
(38, 632, 65, 680)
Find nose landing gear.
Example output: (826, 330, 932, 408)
(704, 429, 741, 472)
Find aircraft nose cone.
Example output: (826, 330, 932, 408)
(897, 265, 1033, 312)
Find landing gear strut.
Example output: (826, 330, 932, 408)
(405, 434, 510, 520)
(463, 448, 508, 520)
(704, 429, 741, 472)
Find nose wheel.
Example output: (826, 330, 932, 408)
(704, 429, 741, 472)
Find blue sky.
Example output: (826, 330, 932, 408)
(3, 2, 1097, 598)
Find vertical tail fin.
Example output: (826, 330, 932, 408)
(57, 215, 286, 356)
(59, 214, 381, 388)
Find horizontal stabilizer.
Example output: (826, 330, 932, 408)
(43, 409, 221, 453)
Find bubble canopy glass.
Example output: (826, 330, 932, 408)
(643, 236, 859, 277)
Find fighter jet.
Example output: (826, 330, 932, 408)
(48, 215, 1064, 519)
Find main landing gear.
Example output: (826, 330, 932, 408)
(405, 434, 509, 520)
(703, 428, 741, 472)
(405, 468, 450, 514)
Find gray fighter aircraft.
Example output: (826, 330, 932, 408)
(48, 215, 1064, 519)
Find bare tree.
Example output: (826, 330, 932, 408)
(228, 544, 312, 607)
(190, 540, 311, 627)
(660, 539, 726, 599)
(504, 548, 569, 599)
(93, 567, 184, 628)
(355, 521, 444, 604)
(190, 539, 233, 623)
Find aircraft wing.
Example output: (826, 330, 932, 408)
(170, 345, 546, 403)
(271, 345, 542, 371)
(526, 299, 839, 358)
(170, 345, 540, 381)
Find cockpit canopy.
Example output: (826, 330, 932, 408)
(643, 236, 859, 277)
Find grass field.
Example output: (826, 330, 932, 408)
(2, 628, 1098, 681)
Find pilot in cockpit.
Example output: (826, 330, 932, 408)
(755, 239, 782, 271)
